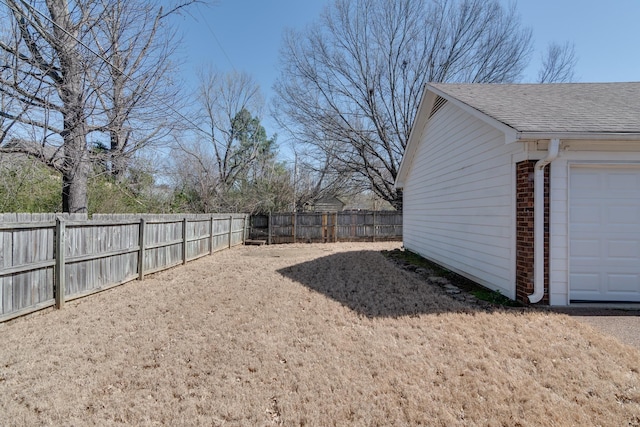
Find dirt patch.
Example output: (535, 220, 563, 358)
(242, 246, 336, 259)
(1, 242, 639, 426)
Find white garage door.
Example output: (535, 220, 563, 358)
(570, 165, 640, 302)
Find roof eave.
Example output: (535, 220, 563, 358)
(395, 85, 436, 189)
(516, 131, 640, 141)
(426, 84, 520, 144)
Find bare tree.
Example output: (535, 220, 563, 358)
(198, 69, 265, 189)
(88, 0, 194, 182)
(0, 0, 101, 212)
(0, 63, 26, 147)
(273, 0, 533, 210)
(172, 70, 265, 210)
(170, 69, 295, 214)
(169, 137, 219, 213)
(0, 0, 197, 212)
(537, 41, 577, 83)
(290, 144, 363, 211)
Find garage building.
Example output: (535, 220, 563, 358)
(395, 82, 640, 305)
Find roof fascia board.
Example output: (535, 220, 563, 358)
(426, 84, 518, 144)
(395, 85, 436, 189)
(517, 131, 640, 141)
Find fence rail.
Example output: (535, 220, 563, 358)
(0, 213, 248, 323)
(250, 211, 402, 244)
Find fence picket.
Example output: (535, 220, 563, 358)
(138, 219, 145, 280)
(0, 213, 247, 323)
(251, 211, 402, 244)
(0, 211, 395, 322)
(55, 218, 65, 309)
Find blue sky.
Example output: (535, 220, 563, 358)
(169, 0, 640, 148)
(516, 0, 640, 82)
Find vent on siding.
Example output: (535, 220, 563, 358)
(429, 95, 447, 118)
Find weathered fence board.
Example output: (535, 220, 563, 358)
(212, 217, 230, 251)
(0, 213, 248, 323)
(186, 218, 210, 261)
(0, 213, 68, 317)
(63, 221, 140, 299)
(250, 211, 402, 244)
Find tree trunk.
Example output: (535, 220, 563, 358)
(61, 124, 90, 214)
(110, 128, 128, 183)
(62, 165, 89, 213)
(48, 0, 90, 213)
(392, 188, 403, 212)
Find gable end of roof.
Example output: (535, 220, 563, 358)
(427, 82, 640, 135)
(429, 96, 447, 118)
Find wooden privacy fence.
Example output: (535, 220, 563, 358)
(250, 211, 402, 244)
(0, 213, 248, 323)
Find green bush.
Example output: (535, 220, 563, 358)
(0, 156, 62, 212)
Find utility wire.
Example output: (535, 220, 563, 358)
(196, 3, 237, 73)
(4, 0, 220, 145)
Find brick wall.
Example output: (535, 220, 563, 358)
(515, 161, 549, 304)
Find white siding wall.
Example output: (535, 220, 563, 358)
(549, 159, 569, 306)
(403, 103, 523, 298)
(548, 145, 640, 305)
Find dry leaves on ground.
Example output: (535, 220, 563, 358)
(0, 242, 639, 426)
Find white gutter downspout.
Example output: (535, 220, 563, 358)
(528, 138, 560, 303)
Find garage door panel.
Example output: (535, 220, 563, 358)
(607, 206, 640, 225)
(607, 172, 640, 189)
(570, 273, 601, 293)
(570, 206, 601, 224)
(607, 240, 640, 259)
(571, 239, 600, 257)
(571, 171, 602, 189)
(606, 275, 640, 293)
(570, 165, 640, 302)
(582, 292, 640, 302)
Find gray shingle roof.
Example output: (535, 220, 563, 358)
(428, 82, 640, 134)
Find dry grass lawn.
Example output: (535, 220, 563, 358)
(1, 242, 639, 426)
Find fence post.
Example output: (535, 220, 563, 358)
(209, 216, 214, 255)
(351, 212, 356, 238)
(138, 218, 146, 280)
(54, 217, 65, 309)
(228, 215, 233, 248)
(292, 212, 297, 243)
(243, 215, 247, 243)
(321, 213, 327, 242)
(334, 212, 338, 242)
(268, 212, 272, 245)
(182, 218, 188, 265)
(372, 211, 376, 242)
